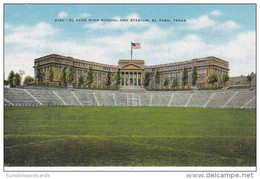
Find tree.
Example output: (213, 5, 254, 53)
(4, 79, 8, 86)
(208, 73, 218, 88)
(164, 77, 169, 87)
(192, 67, 198, 86)
(4, 73, 8, 86)
(247, 74, 253, 86)
(155, 69, 161, 88)
(35, 63, 42, 83)
(13, 72, 21, 87)
(87, 65, 94, 86)
(60, 67, 67, 86)
(182, 67, 188, 87)
(67, 66, 75, 83)
(115, 69, 122, 86)
(222, 74, 229, 86)
(23, 76, 35, 86)
(8, 70, 15, 88)
(144, 71, 150, 87)
(78, 75, 84, 87)
(49, 66, 54, 82)
(106, 72, 112, 87)
(172, 78, 178, 89)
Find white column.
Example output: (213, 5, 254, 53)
(123, 73, 126, 86)
(134, 72, 137, 85)
(128, 73, 130, 85)
(137, 73, 139, 86)
(140, 73, 142, 86)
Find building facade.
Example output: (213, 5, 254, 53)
(34, 54, 229, 88)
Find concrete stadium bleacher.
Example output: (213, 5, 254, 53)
(188, 91, 215, 108)
(4, 88, 39, 106)
(115, 93, 128, 106)
(224, 90, 255, 109)
(4, 87, 256, 109)
(168, 92, 193, 107)
(76, 90, 97, 106)
(206, 90, 237, 108)
(148, 92, 172, 107)
(95, 92, 115, 106)
(139, 93, 151, 106)
(244, 97, 256, 109)
(54, 90, 80, 106)
(26, 88, 64, 106)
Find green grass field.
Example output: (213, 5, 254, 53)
(4, 106, 256, 166)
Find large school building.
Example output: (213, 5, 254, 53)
(34, 54, 229, 88)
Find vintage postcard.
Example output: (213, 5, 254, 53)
(3, 3, 256, 175)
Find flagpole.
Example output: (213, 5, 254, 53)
(131, 41, 133, 60)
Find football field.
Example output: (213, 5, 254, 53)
(4, 106, 256, 166)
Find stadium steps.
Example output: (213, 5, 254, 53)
(74, 90, 97, 106)
(95, 92, 115, 106)
(242, 97, 256, 109)
(206, 91, 237, 108)
(26, 88, 64, 106)
(188, 91, 214, 108)
(125, 93, 141, 106)
(4, 88, 39, 106)
(54, 90, 80, 106)
(4, 87, 256, 109)
(139, 93, 152, 106)
(119, 85, 146, 93)
(225, 90, 255, 108)
(148, 92, 172, 107)
(115, 93, 128, 106)
(169, 92, 193, 107)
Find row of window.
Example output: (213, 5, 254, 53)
(73, 61, 117, 72)
(37, 58, 117, 72)
(215, 68, 228, 75)
(36, 58, 52, 65)
(151, 77, 206, 85)
(37, 58, 68, 65)
(42, 66, 51, 72)
(198, 69, 207, 74)
(43, 66, 209, 78)
(74, 75, 117, 84)
(198, 76, 207, 81)
(213, 60, 229, 68)
(197, 60, 208, 65)
(146, 63, 193, 72)
(151, 74, 207, 83)
(154, 68, 207, 79)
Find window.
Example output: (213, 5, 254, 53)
(197, 61, 208, 65)
(198, 76, 207, 81)
(198, 69, 207, 74)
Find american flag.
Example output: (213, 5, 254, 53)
(131, 42, 141, 49)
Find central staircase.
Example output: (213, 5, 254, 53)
(119, 85, 146, 93)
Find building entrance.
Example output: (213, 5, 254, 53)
(121, 72, 142, 86)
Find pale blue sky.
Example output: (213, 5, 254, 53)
(4, 4, 256, 77)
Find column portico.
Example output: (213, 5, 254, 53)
(118, 59, 145, 87)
